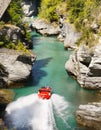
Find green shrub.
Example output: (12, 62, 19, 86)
(7, 0, 23, 26)
(0, 1, 32, 50)
(38, 0, 64, 22)
(5, 42, 16, 49)
(0, 42, 4, 47)
(0, 21, 5, 29)
(65, 0, 100, 47)
(17, 40, 32, 54)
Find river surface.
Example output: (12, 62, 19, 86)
(5, 32, 100, 130)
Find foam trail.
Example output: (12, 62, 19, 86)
(52, 94, 71, 129)
(5, 94, 70, 130)
(5, 94, 58, 130)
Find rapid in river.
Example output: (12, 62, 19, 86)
(5, 32, 100, 130)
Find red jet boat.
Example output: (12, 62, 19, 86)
(38, 87, 52, 99)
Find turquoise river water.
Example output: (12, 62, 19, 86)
(5, 32, 101, 130)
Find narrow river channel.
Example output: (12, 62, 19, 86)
(5, 32, 100, 130)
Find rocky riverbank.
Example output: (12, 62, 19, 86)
(0, 48, 36, 88)
(65, 43, 101, 89)
(65, 43, 101, 129)
(28, 17, 81, 49)
(0, 22, 36, 88)
(0, 23, 36, 128)
(0, 48, 36, 129)
(31, 18, 59, 36)
(76, 102, 101, 130)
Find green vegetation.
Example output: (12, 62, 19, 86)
(38, 0, 65, 22)
(0, 0, 32, 51)
(64, 0, 95, 47)
(0, 23, 31, 51)
(66, 0, 101, 47)
(39, 0, 100, 27)
(38, 0, 101, 47)
(66, 0, 98, 29)
(6, 0, 23, 26)
(0, 0, 100, 48)
(0, 21, 5, 29)
(0, 27, 10, 48)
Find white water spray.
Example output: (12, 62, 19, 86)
(52, 94, 71, 129)
(5, 94, 70, 130)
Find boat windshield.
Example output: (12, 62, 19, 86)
(39, 90, 50, 92)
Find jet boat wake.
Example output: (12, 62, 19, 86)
(5, 94, 70, 130)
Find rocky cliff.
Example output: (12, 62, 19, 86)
(0, 24, 32, 48)
(0, 0, 11, 19)
(58, 17, 81, 49)
(76, 102, 101, 130)
(65, 44, 101, 128)
(0, 48, 36, 88)
(21, 0, 40, 16)
(65, 43, 101, 89)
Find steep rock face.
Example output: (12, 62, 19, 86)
(21, 0, 34, 16)
(31, 18, 59, 36)
(65, 43, 101, 89)
(0, 25, 20, 45)
(0, 24, 32, 49)
(21, 0, 40, 16)
(76, 102, 101, 130)
(64, 22, 81, 49)
(58, 16, 81, 49)
(0, 48, 36, 88)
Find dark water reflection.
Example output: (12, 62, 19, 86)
(32, 57, 53, 85)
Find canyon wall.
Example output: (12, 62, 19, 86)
(0, 0, 11, 19)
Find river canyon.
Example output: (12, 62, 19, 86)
(4, 32, 101, 130)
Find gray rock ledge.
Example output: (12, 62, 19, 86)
(65, 44, 101, 89)
(0, 48, 36, 88)
(76, 102, 101, 130)
(31, 18, 59, 36)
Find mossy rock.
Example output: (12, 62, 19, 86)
(0, 119, 8, 130)
(0, 89, 15, 104)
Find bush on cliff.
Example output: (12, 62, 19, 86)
(0, 0, 32, 50)
(38, 0, 65, 22)
(6, 0, 23, 26)
(38, 0, 101, 47)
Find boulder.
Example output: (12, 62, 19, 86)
(0, 24, 20, 45)
(65, 44, 101, 89)
(31, 18, 59, 36)
(21, 0, 40, 16)
(0, 89, 15, 124)
(0, 89, 14, 104)
(0, 118, 7, 130)
(0, 48, 36, 88)
(76, 102, 101, 130)
(21, 0, 34, 16)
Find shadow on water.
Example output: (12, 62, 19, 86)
(25, 57, 52, 87)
